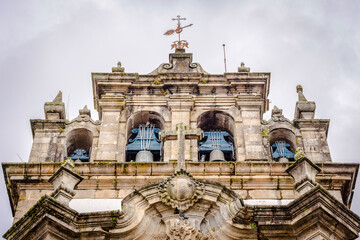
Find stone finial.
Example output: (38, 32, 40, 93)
(44, 91, 66, 120)
(286, 148, 321, 195)
(271, 105, 283, 117)
(112, 61, 125, 72)
(79, 105, 91, 117)
(296, 85, 307, 101)
(238, 62, 250, 72)
(48, 158, 83, 206)
(269, 105, 289, 123)
(53, 91, 63, 103)
(294, 85, 316, 119)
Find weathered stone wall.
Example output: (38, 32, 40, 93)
(29, 129, 63, 163)
(4, 162, 356, 223)
(27, 51, 333, 166)
(5, 51, 360, 240)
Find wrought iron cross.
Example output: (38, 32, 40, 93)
(172, 15, 186, 27)
(164, 15, 193, 49)
(160, 123, 203, 170)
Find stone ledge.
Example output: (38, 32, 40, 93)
(253, 185, 360, 239)
(3, 162, 358, 216)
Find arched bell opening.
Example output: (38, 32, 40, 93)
(197, 111, 236, 162)
(126, 111, 165, 162)
(66, 128, 93, 162)
(269, 128, 296, 162)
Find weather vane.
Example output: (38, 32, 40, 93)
(164, 15, 193, 50)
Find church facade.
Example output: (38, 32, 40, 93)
(3, 47, 360, 239)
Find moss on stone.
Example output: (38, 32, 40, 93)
(122, 164, 128, 174)
(153, 79, 162, 85)
(262, 128, 269, 137)
(110, 210, 118, 228)
(250, 222, 257, 232)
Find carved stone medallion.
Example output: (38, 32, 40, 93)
(158, 169, 205, 212)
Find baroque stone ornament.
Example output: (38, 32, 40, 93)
(158, 169, 205, 212)
(168, 219, 214, 240)
(270, 105, 290, 122)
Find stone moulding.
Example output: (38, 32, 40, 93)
(3, 195, 81, 240)
(149, 51, 208, 75)
(30, 119, 67, 138)
(158, 169, 205, 212)
(293, 119, 330, 136)
(253, 185, 360, 239)
(4, 174, 360, 239)
(2, 161, 359, 217)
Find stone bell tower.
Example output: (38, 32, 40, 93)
(3, 17, 360, 240)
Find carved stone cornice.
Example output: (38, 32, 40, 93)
(167, 95, 194, 111)
(293, 119, 330, 135)
(30, 119, 67, 138)
(254, 185, 360, 239)
(3, 162, 358, 216)
(4, 169, 360, 240)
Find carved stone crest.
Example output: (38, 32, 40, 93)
(168, 219, 214, 240)
(158, 169, 205, 212)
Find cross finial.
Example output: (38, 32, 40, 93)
(164, 16, 193, 50)
(172, 15, 186, 27)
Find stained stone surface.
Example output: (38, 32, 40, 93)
(2, 50, 360, 240)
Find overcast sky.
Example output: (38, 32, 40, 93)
(1, 0, 360, 238)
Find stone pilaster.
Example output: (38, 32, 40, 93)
(116, 113, 127, 163)
(237, 102, 266, 161)
(95, 96, 125, 162)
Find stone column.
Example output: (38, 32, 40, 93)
(163, 122, 172, 162)
(190, 121, 199, 161)
(237, 103, 266, 161)
(95, 97, 125, 162)
(116, 109, 128, 162)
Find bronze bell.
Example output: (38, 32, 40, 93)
(209, 149, 226, 162)
(278, 157, 288, 163)
(135, 150, 154, 163)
